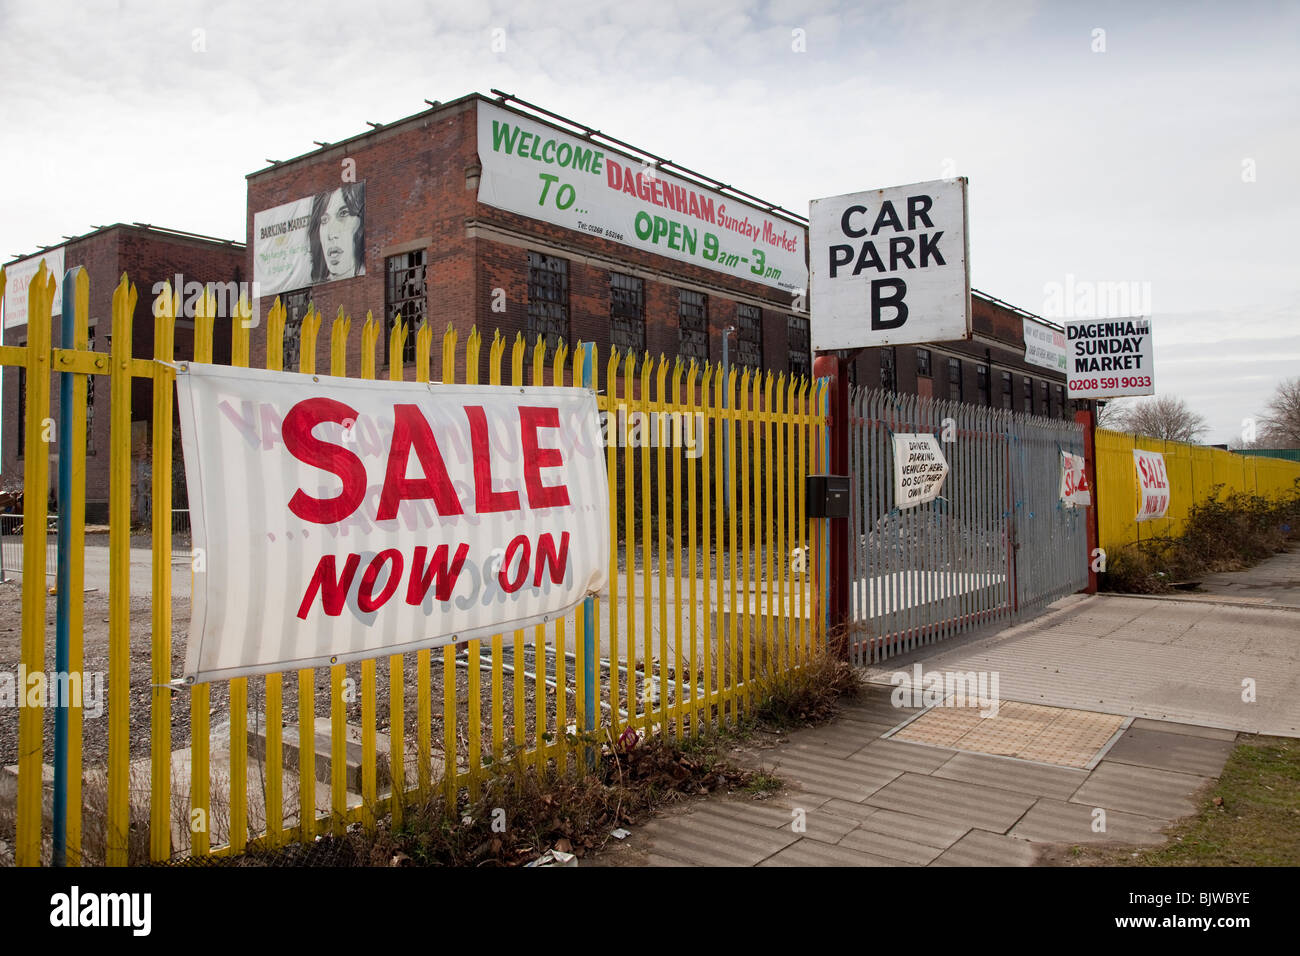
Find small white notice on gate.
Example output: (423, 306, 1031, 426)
(1060, 450, 1091, 508)
(1134, 448, 1170, 521)
(892, 433, 950, 509)
(175, 362, 610, 683)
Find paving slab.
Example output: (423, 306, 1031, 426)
(1128, 718, 1238, 741)
(864, 772, 1038, 833)
(758, 838, 906, 867)
(931, 829, 1037, 866)
(837, 826, 947, 865)
(931, 751, 1089, 800)
(757, 750, 901, 802)
(635, 810, 798, 866)
(700, 799, 859, 844)
(1102, 727, 1237, 777)
(852, 738, 959, 774)
(1069, 761, 1211, 820)
(1009, 797, 1169, 846)
(862, 594, 1300, 735)
(846, 806, 970, 849)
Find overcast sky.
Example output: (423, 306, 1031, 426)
(2, 0, 1296, 443)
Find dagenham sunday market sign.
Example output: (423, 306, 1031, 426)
(1065, 317, 1155, 400)
(176, 363, 609, 683)
(810, 178, 970, 351)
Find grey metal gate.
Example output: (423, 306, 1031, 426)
(847, 387, 1087, 664)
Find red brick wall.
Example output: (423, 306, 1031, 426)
(1, 227, 243, 519)
(244, 97, 803, 386)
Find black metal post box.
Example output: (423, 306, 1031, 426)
(805, 474, 850, 518)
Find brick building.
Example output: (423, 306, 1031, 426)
(843, 290, 1077, 420)
(245, 93, 811, 383)
(246, 92, 1071, 416)
(1, 223, 245, 521)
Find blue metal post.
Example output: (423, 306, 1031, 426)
(53, 267, 80, 866)
(581, 342, 598, 770)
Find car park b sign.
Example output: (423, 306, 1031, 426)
(810, 178, 970, 351)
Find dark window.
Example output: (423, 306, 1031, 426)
(947, 357, 962, 402)
(916, 348, 931, 378)
(86, 329, 95, 454)
(1056, 385, 1068, 419)
(16, 360, 25, 455)
(385, 251, 426, 367)
(528, 251, 570, 353)
(736, 304, 763, 369)
(282, 288, 311, 372)
(1040, 380, 1050, 416)
(846, 358, 858, 388)
(881, 347, 896, 392)
(788, 314, 811, 380)
(977, 363, 989, 405)
(1023, 376, 1033, 413)
(610, 272, 645, 355)
(678, 289, 708, 362)
(1001, 371, 1013, 410)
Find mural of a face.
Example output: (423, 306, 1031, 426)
(319, 188, 362, 278)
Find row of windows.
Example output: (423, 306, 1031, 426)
(879, 346, 1070, 418)
(275, 249, 812, 376)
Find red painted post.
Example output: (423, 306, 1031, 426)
(1075, 407, 1099, 594)
(814, 352, 851, 648)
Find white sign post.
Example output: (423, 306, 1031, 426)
(1065, 317, 1155, 399)
(892, 433, 950, 509)
(1134, 449, 1170, 521)
(810, 178, 970, 351)
(176, 363, 610, 683)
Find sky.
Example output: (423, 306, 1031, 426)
(1, 0, 1296, 444)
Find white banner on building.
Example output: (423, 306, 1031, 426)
(476, 102, 807, 294)
(1066, 317, 1155, 399)
(1060, 450, 1091, 508)
(1024, 317, 1067, 373)
(1133, 448, 1170, 521)
(176, 363, 609, 683)
(810, 178, 970, 351)
(893, 433, 950, 509)
(3, 247, 65, 330)
(253, 182, 367, 297)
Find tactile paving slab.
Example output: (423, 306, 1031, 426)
(888, 699, 1127, 769)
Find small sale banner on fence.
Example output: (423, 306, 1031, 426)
(1060, 450, 1091, 507)
(892, 433, 950, 509)
(176, 363, 610, 683)
(1133, 448, 1170, 521)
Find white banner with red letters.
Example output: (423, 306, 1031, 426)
(1133, 448, 1170, 521)
(1060, 450, 1092, 508)
(176, 363, 609, 683)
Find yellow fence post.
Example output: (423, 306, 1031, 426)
(16, 263, 54, 867)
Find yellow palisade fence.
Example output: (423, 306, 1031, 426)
(0, 263, 827, 865)
(1096, 427, 1300, 555)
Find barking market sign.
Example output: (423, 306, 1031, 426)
(475, 101, 807, 294)
(176, 364, 609, 683)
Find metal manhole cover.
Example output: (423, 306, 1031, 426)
(887, 700, 1128, 769)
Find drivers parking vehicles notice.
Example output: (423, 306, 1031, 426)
(893, 433, 950, 509)
(176, 363, 609, 683)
